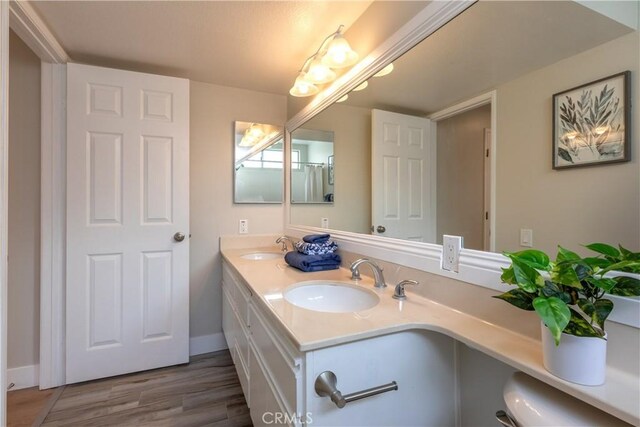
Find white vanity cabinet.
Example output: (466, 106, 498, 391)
(222, 261, 458, 426)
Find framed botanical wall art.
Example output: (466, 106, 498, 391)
(553, 71, 630, 169)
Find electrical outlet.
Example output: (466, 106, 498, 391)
(321, 217, 329, 228)
(442, 235, 463, 272)
(239, 219, 248, 234)
(520, 229, 533, 247)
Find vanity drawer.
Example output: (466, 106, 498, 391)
(249, 303, 301, 415)
(223, 263, 252, 328)
(234, 336, 250, 407)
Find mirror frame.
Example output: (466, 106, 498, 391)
(282, 0, 639, 328)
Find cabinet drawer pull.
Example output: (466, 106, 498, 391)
(314, 371, 398, 409)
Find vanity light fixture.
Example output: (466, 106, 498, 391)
(337, 94, 349, 103)
(289, 25, 359, 97)
(374, 63, 394, 77)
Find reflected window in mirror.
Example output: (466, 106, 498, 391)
(290, 128, 335, 204)
(288, 1, 640, 255)
(234, 121, 284, 204)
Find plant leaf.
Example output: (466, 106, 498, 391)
(585, 243, 620, 257)
(577, 298, 612, 330)
(609, 276, 640, 297)
(505, 250, 551, 271)
(598, 260, 640, 275)
(581, 257, 610, 269)
(500, 266, 517, 285)
(493, 289, 534, 311)
(534, 296, 571, 346)
(585, 277, 616, 292)
(557, 147, 573, 163)
(512, 258, 545, 292)
(551, 263, 582, 289)
(564, 308, 603, 338)
(556, 246, 581, 263)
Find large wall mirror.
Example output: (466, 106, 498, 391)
(234, 121, 284, 203)
(289, 1, 640, 255)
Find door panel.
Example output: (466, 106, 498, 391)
(66, 63, 189, 384)
(372, 109, 435, 242)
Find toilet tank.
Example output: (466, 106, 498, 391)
(502, 372, 631, 426)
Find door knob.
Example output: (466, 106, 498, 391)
(173, 232, 186, 242)
(376, 225, 386, 233)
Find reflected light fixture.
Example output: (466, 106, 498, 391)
(239, 123, 266, 147)
(337, 94, 349, 103)
(374, 63, 394, 77)
(289, 25, 359, 97)
(353, 81, 368, 91)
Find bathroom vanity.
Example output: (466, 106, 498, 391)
(220, 242, 638, 426)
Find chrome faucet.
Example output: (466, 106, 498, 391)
(392, 280, 419, 300)
(275, 236, 296, 253)
(350, 258, 386, 288)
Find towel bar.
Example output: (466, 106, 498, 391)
(314, 370, 398, 408)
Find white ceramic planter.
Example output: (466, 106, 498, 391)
(541, 323, 607, 386)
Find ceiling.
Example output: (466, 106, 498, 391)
(30, 1, 374, 95)
(343, 1, 635, 115)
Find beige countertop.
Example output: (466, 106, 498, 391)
(222, 246, 640, 426)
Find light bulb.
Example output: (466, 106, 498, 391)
(304, 58, 336, 84)
(322, 34, 358, 68)
(289, 72, 319, 97)
(247, 124, 264, 138)
(354, 81, 368, 91)
(374, 63, 394, 77)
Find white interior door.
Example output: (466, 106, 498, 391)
(66, 63, 189, 384)
(372, 109, 435, 242)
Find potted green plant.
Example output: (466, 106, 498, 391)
(494, 243, 640, 386)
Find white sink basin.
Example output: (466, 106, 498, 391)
(240, 252, 282, 260)
(284, 281, 379, 313)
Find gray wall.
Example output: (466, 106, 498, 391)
(8, 31, 41, 369)
(190, 81, 286, 339)
(436, 105, 491, 250)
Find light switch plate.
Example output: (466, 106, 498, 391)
(520, 229, 533, 247)
(442, 235, 463, 272)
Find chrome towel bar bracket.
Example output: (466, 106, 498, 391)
(314, 371, 398, 409)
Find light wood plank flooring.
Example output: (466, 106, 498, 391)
(8, 386, 57, 427)
(40, 350, 252, 427)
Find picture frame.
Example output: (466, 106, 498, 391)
(328, 155, 334, 185)
(552, 71, 630, 169)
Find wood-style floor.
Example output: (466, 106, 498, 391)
(37, 350, 252, 427)
(7, 386, 57, 427)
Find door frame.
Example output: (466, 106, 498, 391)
(5, 0, 69, 391)
(428, 91, 497, 252)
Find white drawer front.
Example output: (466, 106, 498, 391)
(249, 304, 300, 415)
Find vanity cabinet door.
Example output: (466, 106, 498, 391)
(249, 344, 294, 427)
(305, 330, 456, 426)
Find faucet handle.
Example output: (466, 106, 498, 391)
(393, 280, 419, 300)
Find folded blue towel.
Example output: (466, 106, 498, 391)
(303, 233, 330, 244)
(295, 240, 338, 256)
(284, 251, 341, 272)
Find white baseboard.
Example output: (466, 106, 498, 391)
(189, 332, 228, 356)
(7, 364, 39, 390)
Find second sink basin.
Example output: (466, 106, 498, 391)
(284, 281, 379, 313)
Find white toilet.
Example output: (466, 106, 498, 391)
(497, 372, 631, 426)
